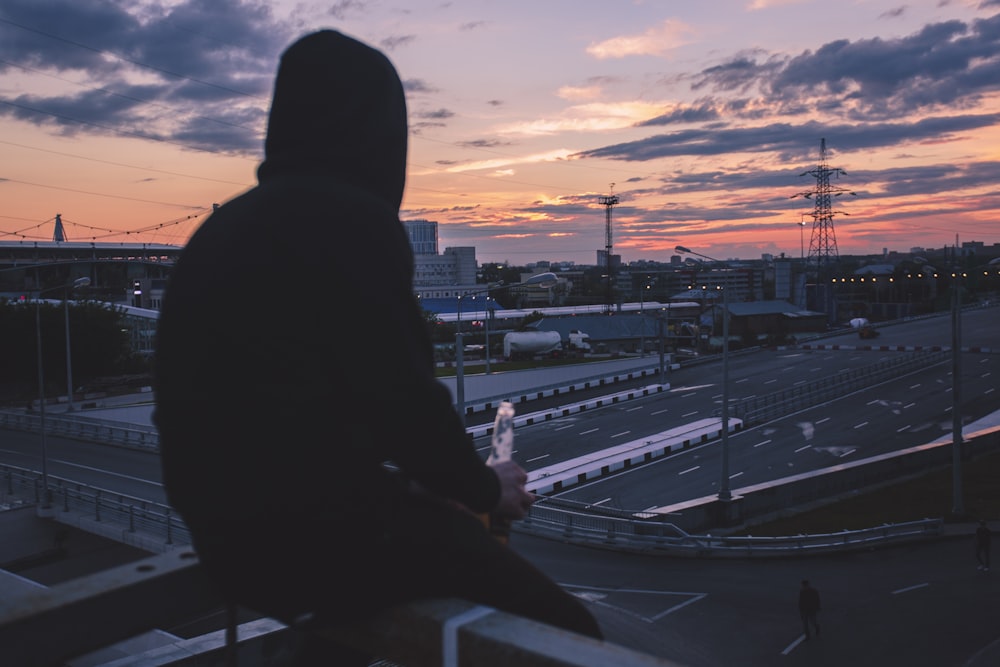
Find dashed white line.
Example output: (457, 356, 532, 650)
(682, 411, 699, 418)
(816, 417, 831, 424)
(526, 454, 550, 463)
(897, 425, 912, 433)
(795, 445, 811, 453)
(753, 439, 772, 448)
(679, 466, 700, 475)
(892, 582, 929, 595)
(782, 635, 807, 655)
(839, 448, 856, 458)
(611, 431, 631, 439)
(580, 428, 599, 435)
(651, 408, 669, 416)
(854, 421, 869, 429)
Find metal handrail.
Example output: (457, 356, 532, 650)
(0, 465, 942, 558)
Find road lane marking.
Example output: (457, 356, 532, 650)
(753, 439, 772, 448)
(892, 583, 929, 595)
(782, 635, 807, 655)
(679, 466, 700, 475)
(580, 428, 599, 435)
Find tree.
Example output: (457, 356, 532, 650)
(0, 298, 137, 403)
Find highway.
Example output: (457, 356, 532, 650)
(1, 307, 996, 511)
(2, 305, 998, 666)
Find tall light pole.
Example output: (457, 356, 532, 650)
(676, 246, 732, 501)
(799, 213, 807, 264)
(64, 277, 90, 411)
(34, 276, 90, 507)
(454, 272, 558, 425)
(951, 270, 964, 516)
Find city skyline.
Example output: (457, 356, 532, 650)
(1, 0, 999, 265)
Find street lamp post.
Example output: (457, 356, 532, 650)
(676, 246, 732, 501)
(34, 276, 90, 507)
(63, 278, 90, 411)
(454, 272, 558, 425)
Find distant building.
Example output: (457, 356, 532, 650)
(403, 219, 479, 301)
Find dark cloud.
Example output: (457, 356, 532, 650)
(416, 108, 456, 120)
(403, 78, 437, 93)
(578, 111, 1000, 164)
(696, 14, 1000, 119)
(0, 0, 291, 154)
(380, 34, 416, 51)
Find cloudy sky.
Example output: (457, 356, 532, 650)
(2, 0, 999, 265)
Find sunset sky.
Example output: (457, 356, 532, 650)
(2, 0, 999, 266)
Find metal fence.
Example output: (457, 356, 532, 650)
(0, 410, 159, 450)
(519, 497, 944, 557)
(728, 349, 950, 425)
(1, 465, 942, 558)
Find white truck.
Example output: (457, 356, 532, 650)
(503, 330, 592, 360)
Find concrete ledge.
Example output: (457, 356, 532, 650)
(0, 550, 684, 667)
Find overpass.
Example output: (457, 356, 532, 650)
(3, 312, 999, 665)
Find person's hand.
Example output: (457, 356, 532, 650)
(489, 459, 536, 520)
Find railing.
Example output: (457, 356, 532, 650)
(0, 410, 160, 450)
(729, 348, 949, 425)
(520, 497, 944, 557)
(0, 465, 944, 559)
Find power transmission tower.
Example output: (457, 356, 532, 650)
(792, 138, 855, 271)
(598, 185, 619, 315)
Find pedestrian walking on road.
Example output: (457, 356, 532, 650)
(976, 520, 991, 571)
(799, 579, 821, 639)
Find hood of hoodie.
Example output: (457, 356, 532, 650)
(256, 30, 408, 211)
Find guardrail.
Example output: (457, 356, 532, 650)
(519, 497, 944, 557)
(0, 410, 160, 450)
(0, 463, 946, 559)
(728, 348, 950, 425)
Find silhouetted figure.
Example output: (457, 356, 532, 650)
(153, 29, 601, 665)
(799, 579, 821, 639)
(976, 521, 991, 571)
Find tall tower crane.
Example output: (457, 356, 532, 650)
(598, 184, 619, 314)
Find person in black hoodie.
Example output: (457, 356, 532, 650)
(153, 29, 602, 661)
